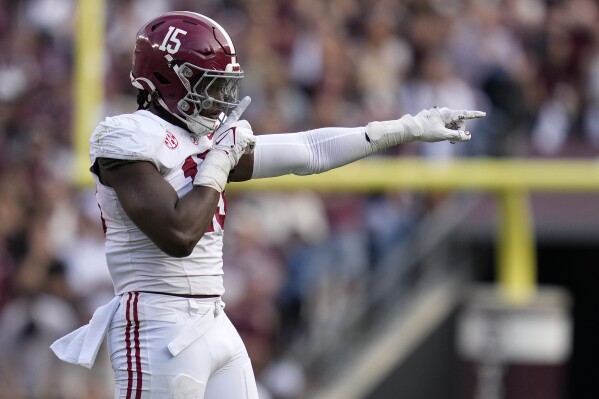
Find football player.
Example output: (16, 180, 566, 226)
(51, 11, 484, 399)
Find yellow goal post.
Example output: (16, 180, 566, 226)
(73, 0, 104, 187)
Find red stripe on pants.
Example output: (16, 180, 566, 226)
(133, 292, 142, 399)
(125, 293, 133, 399)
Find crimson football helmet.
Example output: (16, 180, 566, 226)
(131, 11, 243, 136)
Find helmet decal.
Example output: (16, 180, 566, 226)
(158, 27, 188, 54)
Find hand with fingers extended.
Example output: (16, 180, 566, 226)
(365, 106, 486, 152)
(194, 96, 255, 192)
(411, 107, 486, 143)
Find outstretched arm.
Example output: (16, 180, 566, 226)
(229, 107, 485, 182)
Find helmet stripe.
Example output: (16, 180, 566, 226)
(191, 13, 236, 53)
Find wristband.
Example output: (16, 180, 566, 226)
(365, 114, 423, 152)
(193, 150, 233, 193)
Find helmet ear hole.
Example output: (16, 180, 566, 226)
(201, 99, 213, 109)
(153, 72, 170, 84)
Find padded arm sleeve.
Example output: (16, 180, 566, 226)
(252, 126, 374, 179)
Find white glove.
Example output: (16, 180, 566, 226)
(212, 119, 256, 165)
(194, 96, 255, 192)
(212, 95, 256, 166)
(365, 107, 486, 152)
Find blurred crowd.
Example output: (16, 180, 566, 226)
(1, 0, 599, 398)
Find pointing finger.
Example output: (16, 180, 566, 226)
(226, 96, 252, 124)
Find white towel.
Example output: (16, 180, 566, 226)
(50, 296, 120, 369)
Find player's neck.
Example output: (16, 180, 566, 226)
(148, 104, 190, 132)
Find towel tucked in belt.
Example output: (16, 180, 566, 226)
(50, 296, 120, 369)
(51, 295, 224, 367)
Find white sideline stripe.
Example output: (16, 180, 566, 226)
(311, 277, 462, 399)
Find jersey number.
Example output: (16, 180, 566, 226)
(209, 194, 226, 233)
(159, 26, 187, 54)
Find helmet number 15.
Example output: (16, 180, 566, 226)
(159, 26, 187, 54)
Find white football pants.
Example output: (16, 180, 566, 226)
(107, 292, 259, 398)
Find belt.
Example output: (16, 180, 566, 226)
(139, 291, 220, 299)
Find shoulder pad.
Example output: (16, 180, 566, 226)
(89, 111, 168, 168)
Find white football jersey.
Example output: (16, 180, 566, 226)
(89, 110, 226, 296)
